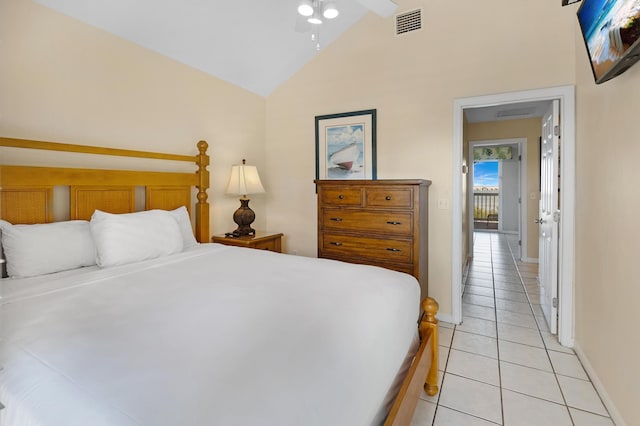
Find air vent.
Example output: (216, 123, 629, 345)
(395, 9, 422, 35)
(496, 107, 536, 118)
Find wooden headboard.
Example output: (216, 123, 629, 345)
(0, 137, 210, 242)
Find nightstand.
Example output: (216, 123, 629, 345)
(211, 231, 283, 253)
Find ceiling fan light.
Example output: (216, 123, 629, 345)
(298, 0, 313, 17)
(307, 10, 323, 24)
(323, 2, 339, 19)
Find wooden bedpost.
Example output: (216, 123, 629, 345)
(195, 140, 210, 243)
(422, 297, 439, 396)
(383, 296, 440, 426)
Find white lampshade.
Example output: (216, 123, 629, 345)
(323, 2, 339, 19)
(298, 0, 313, 16)
(307, 10, 323, 24)
(226, 160, 265, 197)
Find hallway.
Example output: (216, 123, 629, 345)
(411, 232, 614, 425)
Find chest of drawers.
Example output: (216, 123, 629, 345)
(315, 179, 431, 298)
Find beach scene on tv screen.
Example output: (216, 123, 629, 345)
(579, 0, 640, 79)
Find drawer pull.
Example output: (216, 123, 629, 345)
(338, 194, 344, 199)
(386, 248, 401, 252)
(385, 196, 392, 200)
(386, 221, 402, 225)
(330, 241, 343, 246)
(330, 217, 343, 222)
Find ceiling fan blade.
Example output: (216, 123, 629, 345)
(294, 15, 311, 33)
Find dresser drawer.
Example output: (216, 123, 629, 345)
(316, 179, 431, 299)
(320, 187, 362, 206)
(320, 253, 415, 276)
(365, 187, 413, 208)
(320, 233, 413, 263)
(321, 208, 413, 236)
(380, 263, 415, 276)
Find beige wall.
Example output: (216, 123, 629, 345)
(266, 2, 636, 420)
(467, 118, 542, 260)
(0, 0, 266, 235)
(574, 24, 640, 425)
(3, 0, 637, 423)
(265, 0, 575, 317)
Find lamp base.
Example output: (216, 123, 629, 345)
(231, 198, 256, 236)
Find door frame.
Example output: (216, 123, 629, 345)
(468, 138, 527, 259)
(452, 85, 575, 347)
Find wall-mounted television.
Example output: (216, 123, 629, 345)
(577, 0, 640, 84)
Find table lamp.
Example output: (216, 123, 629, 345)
(225, 159, 265, 236)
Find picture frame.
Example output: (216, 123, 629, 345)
(315, 109, 377, 181)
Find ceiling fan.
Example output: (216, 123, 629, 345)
(295, 0, 397, 49)
(294, 0, 340, 49)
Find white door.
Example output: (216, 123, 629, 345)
(500, 156, 520, 235)
(539, 100, 560, 334)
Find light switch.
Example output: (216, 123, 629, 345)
(437, 199, 449, 209)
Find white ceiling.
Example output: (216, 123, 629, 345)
(34, 0, 393, 97)
(33, 0, 551, 121)
(465, 100, 551, 123)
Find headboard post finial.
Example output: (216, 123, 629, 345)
(195, 140, 210, 243)
(197, 140, 208, 156)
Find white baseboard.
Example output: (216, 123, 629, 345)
(573, 341, 627, 426)
(435, 312, 457, 325)
(464, 255, 472, 271)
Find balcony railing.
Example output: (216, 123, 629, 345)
(474, 191, 498, 221)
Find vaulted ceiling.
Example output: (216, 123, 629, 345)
(33, 0, 550, 121)
(34, 0, 399, 97)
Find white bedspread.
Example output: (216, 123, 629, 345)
(0, 244, 420, 426)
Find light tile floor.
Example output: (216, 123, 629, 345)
(411, 232, 615, 425)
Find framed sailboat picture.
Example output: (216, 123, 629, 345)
(315, 109, 377, 180)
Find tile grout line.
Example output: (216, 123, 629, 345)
(491, 233, 506, 426)
(431, 333, 453, 424)
(448, 233, 615, 426)
(431, 267, 467, 426)
(448, 233, 502, 425)
(433, 405, 502, 426)
(507, 235, 614, 422)
(503, 234, 577, 425)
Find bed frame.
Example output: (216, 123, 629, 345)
(385, 297, 439, 425)
(0, 137, 210, 241)
(0, 137, 438, 425)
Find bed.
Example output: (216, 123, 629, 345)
(0, 137, 439, 426)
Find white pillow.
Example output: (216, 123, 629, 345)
(0, 219, 96, 278)
(90, 210, 184, 268)
(169, 206, 198, 248)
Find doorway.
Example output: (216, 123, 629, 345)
(472, 158, 500, 230)
(468, 138, 528, 259)
(452, 86, 576, 347)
